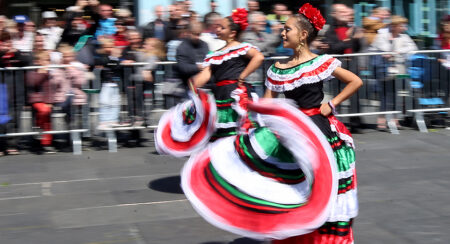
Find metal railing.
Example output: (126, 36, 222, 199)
(1, 50, 449, 154)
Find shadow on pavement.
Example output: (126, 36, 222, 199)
(148, 175, 183, 194)
(201, 238, 266, 244)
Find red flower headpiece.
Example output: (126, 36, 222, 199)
(298, 3, 326, 31)
(231, 8, 249, 31)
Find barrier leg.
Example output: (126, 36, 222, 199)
(415, 112, 428, 133)
(71, 131, 82, 155)
(386, 114, 399, 135)
(106, 130, 117, 152)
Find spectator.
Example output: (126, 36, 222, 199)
(142, 5, 170, 42)
(209, 0, 218, 13)
(166, 18, 189, 61)
(4, 18, 19, 37)
(113, 20, 130, 48)
(115, 8, 132, 21)
(321, 4, 365, 131)
(242, 11, 280, 56)
(200, 12, 225, 51)
(370, 15, 418, 129)
(58, 44, 88, 127)
(0, 31, 29, 67)
(241, 11, 281, 96)
(134, 37, 166, 125)
(174, 22, 209, 86)
(267, 3, 289, 25)
(363, 14, 387, 46)
(0, 80, 17, 156)
(0, 15, 6, 37)
(189, 10, 199, 22)
(163, 21, 206, 108)
(94, 4, 116, 38)
(167, 4, 183, 43)
(0, 31, 20, 156)
(370, 15, 418, 74)
(60, 4, 96, 47)
(178, 0, 192, 18)
(120, 30, 145, 126)
(12, 15, 34, 53)
(94, 37, 123, 129)
(321, 4, 364, 54)
(121, 30, 142, 61)
(435, 15, 450, 67)
(37, 11, 64, 50)
(367, 7, 391, 34)
(26, 51, 62, 153)
(267, 4, 291, 56)
(247, 0, 260, 14)
(33, 33, 62, 64)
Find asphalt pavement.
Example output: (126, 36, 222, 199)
(0, 127, 449, 244)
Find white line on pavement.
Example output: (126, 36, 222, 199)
(0, 195, 41, 201)
(66, 199, 188, 211)
(6, 173, 178, 187)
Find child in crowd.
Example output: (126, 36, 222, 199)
(58, 44, 88, 128)
(27, 51, 65, 153)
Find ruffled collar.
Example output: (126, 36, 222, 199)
(265, 55, 341, 92)
(203, 43, 259, 66)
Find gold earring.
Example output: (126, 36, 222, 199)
(296, 41, 305, 52)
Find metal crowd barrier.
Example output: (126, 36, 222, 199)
(1, 50, 449, 154)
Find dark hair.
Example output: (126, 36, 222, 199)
(295, 14, 319, 45)
(204, 12, 221, 26)
(226, 16, 243, 39)
(0, 31, 11, 42)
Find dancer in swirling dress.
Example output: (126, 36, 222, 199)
(264, 3, 363, 243)
(191, 8, 264, 140)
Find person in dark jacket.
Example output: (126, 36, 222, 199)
(163, 22, 209, 108)
(321, 4, 365, 132)
(174, 22, 209, 84)
(321, 4, 364, 54)
(142, 5, 171, 42)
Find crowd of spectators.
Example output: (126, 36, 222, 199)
(0, 0, 449, 155)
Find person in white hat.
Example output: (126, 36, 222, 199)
(37, 11, 63, 50)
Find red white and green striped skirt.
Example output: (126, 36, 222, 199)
(182, 100, 357, 240)
(211, 80, 253, 140)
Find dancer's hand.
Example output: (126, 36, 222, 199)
(320, 103, 332, 117)
(238, 78, 245, 86)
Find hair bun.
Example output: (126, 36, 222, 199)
(298, 3, 326, 31)
(231, 8, 249, 31)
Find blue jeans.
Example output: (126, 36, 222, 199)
(99, 83, 121, 123)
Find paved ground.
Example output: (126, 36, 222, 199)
(0, 127, 449, 244)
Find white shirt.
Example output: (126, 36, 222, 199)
(38, 26, 64, 50)
(200, 32, 226, 52)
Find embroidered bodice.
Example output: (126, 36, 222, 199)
(202, 43, 259, 82)
(265, 55, 341, 108)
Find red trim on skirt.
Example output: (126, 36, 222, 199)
(216, 80, 238, 86)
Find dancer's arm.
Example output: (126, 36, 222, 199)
(192, 66, 212, 88)
(320, 67, 363, 116)
(263, 89, 279, 98)
(239, 48, 265, 85)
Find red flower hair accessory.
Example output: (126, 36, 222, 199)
(231, 8, 249, 31)
(298, 3, 326, 31)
